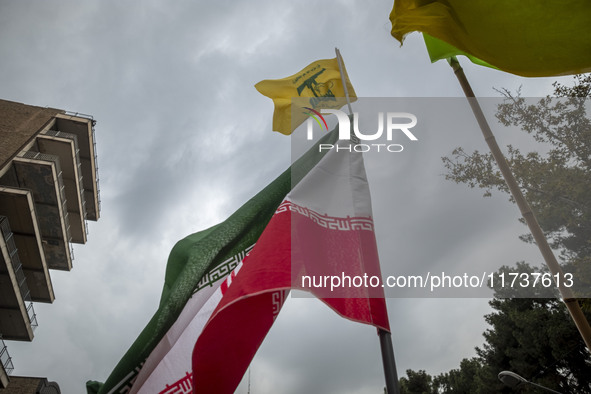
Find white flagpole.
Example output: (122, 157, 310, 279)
(335, 48, 354, 115)
(335, 47, 400, 394)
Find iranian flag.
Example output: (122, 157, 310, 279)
(86, 129, 389, 394)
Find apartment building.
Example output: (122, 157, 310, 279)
(0, 99, 100, 391)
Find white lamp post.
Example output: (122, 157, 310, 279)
(498, 371, 563, 393)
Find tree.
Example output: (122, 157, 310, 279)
(432, 358, 484, 393)
(399, 369, 435, 394)
(443, 74, 591, 266)
(444, 75, 591, 392)
(476, 295, 591, 392)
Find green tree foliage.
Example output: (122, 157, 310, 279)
(399, 75, 591, 393)
(477, 296, 591, 392)
(442, 75, 591, 302)
(399, 369, 435, 394)
(400, 297, 591, 392)
(442, 74, 591, 262)
(432, 358, 483, 393)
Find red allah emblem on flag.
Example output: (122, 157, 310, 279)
(159, 371, 193, 394)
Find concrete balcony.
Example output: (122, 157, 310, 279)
(0, 216, 38, 342)
(0, 188, 56, 302)
(52, 114, 100, 222)
(34, 133, 86, 245)
(0, 157, 72, 272)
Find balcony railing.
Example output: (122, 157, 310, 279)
(27, 303, 38, 331)
(91, 119, 101, 216)
(44, 129, 88, 225)
(61, 111, 101, 217)
(0, 335, 14, 375)
(0, 215, 38, 330)
(0, 216, 30, 300)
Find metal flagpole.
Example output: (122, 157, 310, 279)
(335, 47, 400, 394)
(378, 329, 400, 394)
(448, 57, 591, 351)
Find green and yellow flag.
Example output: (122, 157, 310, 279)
(390, 0, 591, 77)
(255, 57, 356, 135)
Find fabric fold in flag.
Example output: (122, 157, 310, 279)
(192, 136, 389, 393)
(87, 127, 390, 394)
(255, 57, 356, 135)
(389, 0, 591, 77)
(422, 34, 496, 71)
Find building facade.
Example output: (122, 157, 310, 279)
(0, 99, 100, 391)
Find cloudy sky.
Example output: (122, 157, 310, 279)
(0, 1, 573, 393)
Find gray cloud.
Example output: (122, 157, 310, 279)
(0, 1, 570, 393)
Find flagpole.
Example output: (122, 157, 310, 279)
(335, 48, 354, 115)
(335, 47, 400, 394)
(448, 57, 591, 352)
(378, 329, 400, 394)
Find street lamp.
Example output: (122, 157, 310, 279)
(498, 371, 564, 393)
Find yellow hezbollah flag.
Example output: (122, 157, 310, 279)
(255, 57, 356, 135)
(390, 0, 591, 77)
